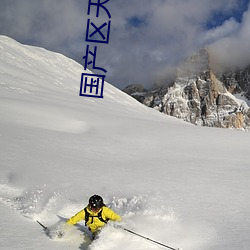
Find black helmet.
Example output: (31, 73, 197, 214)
(89, 195, 104, 210)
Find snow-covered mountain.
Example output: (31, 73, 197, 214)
(1, 36, 250, 250)
(217, 65, 250, 100)
(124, 49, 250, 130)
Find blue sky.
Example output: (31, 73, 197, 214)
(206, 0, 249, 29)
(0, 0, 249, 89)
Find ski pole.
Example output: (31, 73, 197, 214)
(37, 220, 48, 231)
(122, 227, 180, 250)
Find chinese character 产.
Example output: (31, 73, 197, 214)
(82, 45, 107, 73)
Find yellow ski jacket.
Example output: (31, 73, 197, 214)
(67, 206, 121, 233)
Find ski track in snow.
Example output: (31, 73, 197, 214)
(0, 180, 211, 250)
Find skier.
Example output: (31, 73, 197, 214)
(66, 194, 122, 239)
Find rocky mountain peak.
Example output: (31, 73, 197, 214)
(123, 49, 250, 130)
(177, 49, 210, 78)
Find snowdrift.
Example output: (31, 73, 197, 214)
(0, 36, 250, 250)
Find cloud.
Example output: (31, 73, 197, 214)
(0, 1, 87, 53)
(209, 4, 250, 69)
(0, 0, 249, 89)
(200, 18, 240, 45)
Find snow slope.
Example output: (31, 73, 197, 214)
(0, 35, 250, 250)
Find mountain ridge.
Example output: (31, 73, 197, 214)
(123, 49, 250, 130)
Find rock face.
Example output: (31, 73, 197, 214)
(218, 66, 250, 100)
(123, 84, 147, 103)
(123, 49, 250, 130)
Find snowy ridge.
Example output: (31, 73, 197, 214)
(0, 35, 146, 108)
(1, 36, 250, 250)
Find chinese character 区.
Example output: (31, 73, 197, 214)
(86, 19, 111, 44)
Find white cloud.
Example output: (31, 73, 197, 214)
(209, 5, 250, 68)
(200, 17, 240, 45)
(0, 0, 249, 88)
